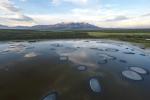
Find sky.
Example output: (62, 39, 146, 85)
(0, 0, 150, 28)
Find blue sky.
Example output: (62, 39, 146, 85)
(0, 0, 150, 28)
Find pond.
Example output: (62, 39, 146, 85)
(0, 39, 150, 100)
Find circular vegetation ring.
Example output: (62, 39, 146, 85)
(59, 55, 68, 61)
(123, 52, 135, 55)
(122, 70, 143, 81)
(42, 91, 58, 100)
(105, 48, 119, 52)
(77, 65, 87, 71)
(130, 67, 148, 75)
(89, 78, 102, 93)
(98, 59, 107, 64)
(98, 53, 116, 60)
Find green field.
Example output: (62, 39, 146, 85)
(88, 32, 150, 47)
(0, 29, 150, 47)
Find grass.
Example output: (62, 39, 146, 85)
(0, 29, 150, 47)
(88, 32, 150, 47)
(0, 29, 89, 40)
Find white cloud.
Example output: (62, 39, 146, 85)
(105, 16, 129, 22)
(20, 0, 27, 2)
(27, 7, 150, 28)
(52, 0, 89, 5)
(0, 0, 150, 28)
(0, 0, 19, 14)
(142, 13, 150, 17)
(0, 0, 34, 26)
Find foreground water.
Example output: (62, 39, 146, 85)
(0, 39, 150, 100)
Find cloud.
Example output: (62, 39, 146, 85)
(1, 0, 150, 28)
(0, 0, 22, 14)
(28, 7, 104, 25)
(10, 14, 33, 21)
(105, 16, 129, 22)
(52, 0, 88, 5)
(29, 7, 150, 28)
(0, 0, 19, 13)
(141, 13, 150, 17)
(0, 0, 34, 26)
(20, 0, 27, 2)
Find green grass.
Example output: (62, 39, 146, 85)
(88, 32, 150, 47)
(0, 29, 89, 40)
(0, 29, 150, 47)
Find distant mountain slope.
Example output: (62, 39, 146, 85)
(0, 25, 9, 29)
(0, 23, 101, 30)
(30, 22, 101, 30)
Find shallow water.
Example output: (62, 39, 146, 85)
(0, 39, 150, 100)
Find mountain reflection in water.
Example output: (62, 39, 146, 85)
(0, 39, 150, 100)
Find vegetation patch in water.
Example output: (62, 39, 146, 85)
(89, 78, 102, 93)
(24, 52, 37, 58)
(130, 67, 148, 75)
(122, 70, 143, 81)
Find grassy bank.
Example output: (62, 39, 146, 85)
(0, 29, 89, 40)
(88, 32, 150, 47)
(0, 29, 150, 47)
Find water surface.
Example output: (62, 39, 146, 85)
(0, 39, 150, 100)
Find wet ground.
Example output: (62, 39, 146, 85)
(0, 39, 150, 100)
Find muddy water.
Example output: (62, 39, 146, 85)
(0, 39, 150, 100)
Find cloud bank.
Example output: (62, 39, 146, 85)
(0, 0, 150, 28)
(52, 0, 88, 5)
(0, 0, 34, 26)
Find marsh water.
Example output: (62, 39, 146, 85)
(0, 39, 150, 100)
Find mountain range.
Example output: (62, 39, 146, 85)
(0, 23, 101, 30)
